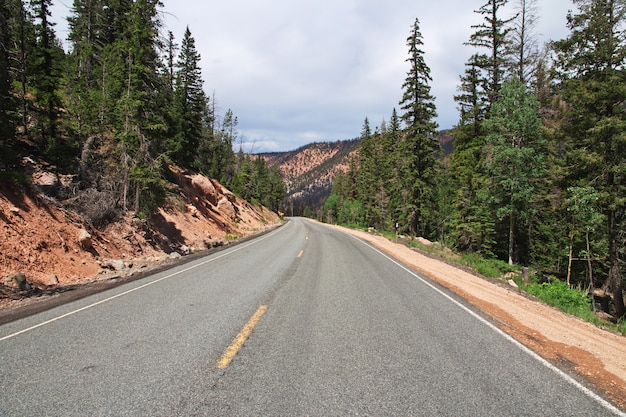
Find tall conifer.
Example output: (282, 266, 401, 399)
(466, 0, 513, 108)
(172, 26, 206, 167)
(30, 0, 63, 149)
(398, 18, 439, 237)
(0, 0, 16, 158)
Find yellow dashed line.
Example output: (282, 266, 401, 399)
(297, 250, 304, 258)
(217, 305, 268, 369)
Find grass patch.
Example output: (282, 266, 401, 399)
(226, 233, 241, 241)
(521, 279, 626, 335)
(402, 237, 518, 279)
(457, 253, 519, 279)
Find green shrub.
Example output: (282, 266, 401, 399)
(0, 170, 29, 185)
(525, 280, 591, 316)
(458, 252, 518, 278)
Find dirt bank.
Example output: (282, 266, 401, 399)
(0, 167, 281, 309)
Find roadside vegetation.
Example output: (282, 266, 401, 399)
(371, 227, 625, 335)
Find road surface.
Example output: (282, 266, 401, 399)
(0, 218, 622, 416)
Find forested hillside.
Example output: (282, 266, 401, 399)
(0, 0, 284, 216)
(322, 1, 625, 320)
(260, 139, 360, 216)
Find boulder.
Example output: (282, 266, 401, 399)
(190, 174, 218, 205)
(187, 204, 199, 218)
(217, 196, 237, 220)
(102, 259, 126, 271)
(5, 272, 30, 291)
(32, 170, 59, 187)
(77, 228, 93, 250)
(211, 179, 237, 203)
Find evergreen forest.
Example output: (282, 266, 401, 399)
(323, 0, 626, 319)
(0, 0, 285, 219)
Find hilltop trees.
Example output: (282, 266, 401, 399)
(65, 0, 168, 213)
(230, 154, 285, 212)
(65, 0, 259, 215)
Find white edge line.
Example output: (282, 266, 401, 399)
(349, 234, 626, 417)
(0, 224, 288, 343)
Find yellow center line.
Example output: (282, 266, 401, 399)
(297, 250, 304, 258)
(217, 305, 268, 369)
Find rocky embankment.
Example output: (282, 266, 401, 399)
(0, 163, 280, 306)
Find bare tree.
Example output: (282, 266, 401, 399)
(508, 0, 541, 84)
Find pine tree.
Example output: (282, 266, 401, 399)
(29, 0, 63, 151)
(118, 0, 167, 214)
(385, 108, 403, 229)
(398, 18, 439, 237)
(356, 117, 378, 227)
(454, 54, 488, 143)
(466, 0, 514, 108)
(0, 0, 16, 161)
(553, 0, 626, 318)
(450, 65, 491, 254)
(8, 0, 36, 138)
(450, 0, 514, 256)
(165, 30, 177, 91)
(171, 26, 207, 166)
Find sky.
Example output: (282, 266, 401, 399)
(51, 0, 575, 152)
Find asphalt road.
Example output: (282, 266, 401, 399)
(0, 218, 622, 416)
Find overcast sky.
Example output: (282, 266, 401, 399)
(51, 0, 575, 152)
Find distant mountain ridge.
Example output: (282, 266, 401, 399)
(258, 131, 454, 216)
(258, 139, 360, 215)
